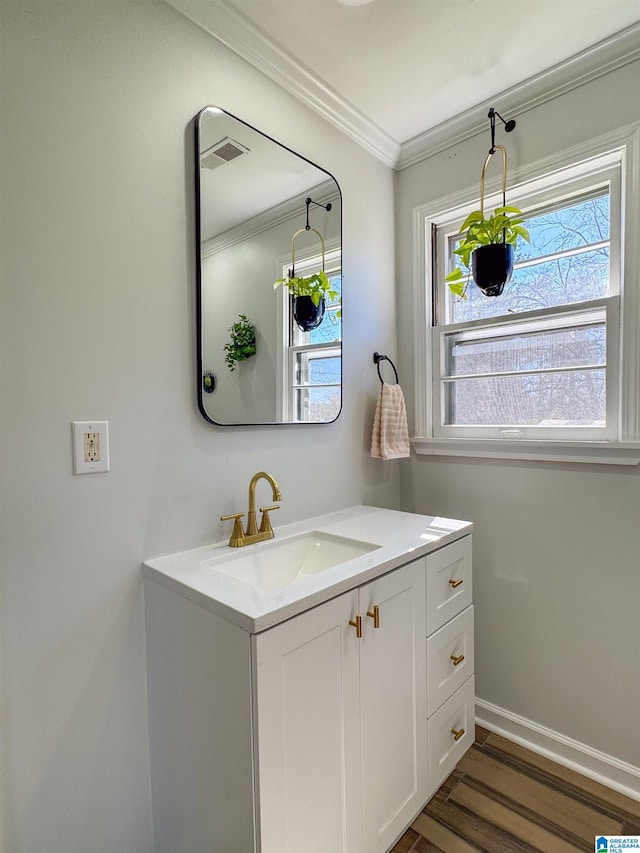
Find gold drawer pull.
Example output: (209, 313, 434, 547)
(366, 605, 380, 629)
(449, 578, 464, 589)
(450, 653, 465, 666)
(451, 727, 465, 742)
(349, 615, 363, 639)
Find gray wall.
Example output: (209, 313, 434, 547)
(396, 60, 640, 771)
(0, 1, 399, 850)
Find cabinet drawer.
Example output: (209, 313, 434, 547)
(426, 536, 472, 635)
(427, 605, 474, 716)
(427, 676, 475, 797)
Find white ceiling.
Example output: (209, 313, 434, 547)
(169, 0, 640, 166)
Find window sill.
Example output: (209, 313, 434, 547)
(410, 437, 640, 466)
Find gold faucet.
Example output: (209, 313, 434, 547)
(220, 471, 282, 547)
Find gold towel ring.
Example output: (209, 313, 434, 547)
(290, 226, 325, 277)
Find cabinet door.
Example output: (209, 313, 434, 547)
(253, 589, 362, 853)
(359, 559, 428, 853)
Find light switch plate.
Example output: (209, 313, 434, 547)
(72, 421, 109, 474)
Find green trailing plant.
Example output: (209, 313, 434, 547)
(445, 205, 530, 298)
(274, 270, 341, 318)
(223, 314, 256, 371)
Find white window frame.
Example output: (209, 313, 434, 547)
(275, 242, 341, 422)
(411, 126, 640, 465)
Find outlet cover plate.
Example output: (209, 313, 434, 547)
(72, 421, 109, 474)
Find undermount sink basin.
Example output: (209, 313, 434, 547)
(207, 531, 380, 592)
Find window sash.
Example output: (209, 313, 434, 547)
(432, 297, 620, 440)
(289, 342, 342, 384)
(434, 162, 621, 327)
(287, 343, 341, 423)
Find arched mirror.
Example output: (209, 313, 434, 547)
(195, 107, 342, 425)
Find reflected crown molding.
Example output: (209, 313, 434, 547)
(202, 184, 339, 257)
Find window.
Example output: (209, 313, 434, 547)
(435, 175, 619, 441)
(278, 247, 342, 422)
(412, 133, 640, 462)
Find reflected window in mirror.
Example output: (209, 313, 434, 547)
(276, 246, 342, 422)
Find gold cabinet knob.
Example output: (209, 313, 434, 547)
(450, 653, 465, 666)
(366, 605, 380, 629)
(348, 615, 363, 639)
(451, 727, 465, 742)
(449, 578, 464, 589)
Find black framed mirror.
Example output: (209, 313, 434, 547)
(195, 107, 342, 425)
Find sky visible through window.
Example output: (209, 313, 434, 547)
(450, 193, 610, 323)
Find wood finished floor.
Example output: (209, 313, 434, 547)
(390, 727, 640, 853)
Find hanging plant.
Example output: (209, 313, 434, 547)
(445, 111, 530, 298)
(223, 314, 256, 371)
(274, 269, 341, 330)
(274, 206, 341, 331)
(273, 269, 338, 305)
(445, 205, 530, 298)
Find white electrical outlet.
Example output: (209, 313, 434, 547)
(72, 421, 109, 474)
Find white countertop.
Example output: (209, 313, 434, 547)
(142, 505, 472, 633)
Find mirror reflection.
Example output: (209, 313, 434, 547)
(196, 107, 342, 425)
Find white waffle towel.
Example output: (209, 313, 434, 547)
(370, 382, 410, 460)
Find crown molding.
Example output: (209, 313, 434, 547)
(398, 21, 640, 170)
(167, 0, 640, 172)
(165, 0, 401, 167)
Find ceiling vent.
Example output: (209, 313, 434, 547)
(200, 137, 250, 171)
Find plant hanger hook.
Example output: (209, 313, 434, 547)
(479, 107, 516, 216)
(487, 106, 516, 153)
(304, 196, 331, 230)
(289, 196, 331, 277)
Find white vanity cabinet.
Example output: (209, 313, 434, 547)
(143, 511, 473, 853)
(254, 559, 427, 853)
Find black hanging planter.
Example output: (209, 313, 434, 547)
(293, 295, 325, 331)
(471, 242, 514, 297)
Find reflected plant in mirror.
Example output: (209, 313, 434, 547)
(195, 106, 342, 425)
(223, 314, 256, 371)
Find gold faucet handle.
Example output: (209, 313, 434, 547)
(258, 505, 279, 534)
(220, 512, 246, 547)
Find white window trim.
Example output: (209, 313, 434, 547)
(411, 123, 640, 465)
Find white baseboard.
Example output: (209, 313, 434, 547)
(475, 697, 640, 803)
